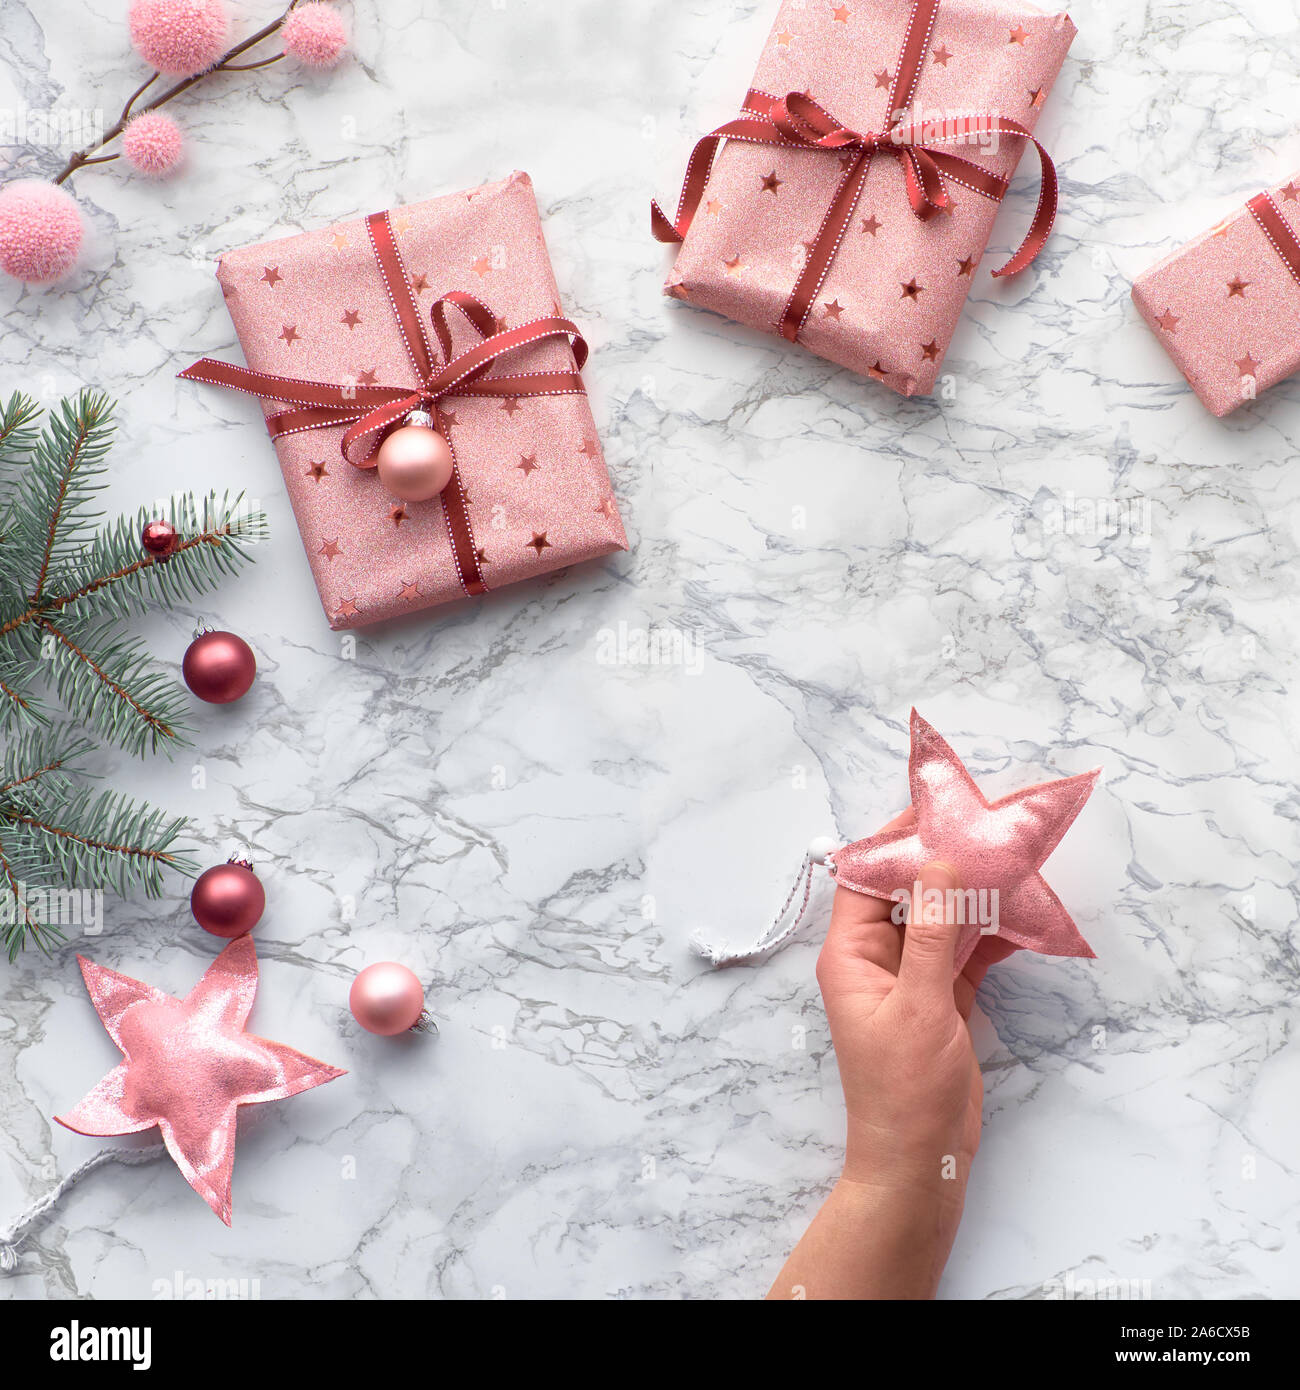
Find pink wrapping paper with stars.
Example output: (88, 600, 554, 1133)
(183, 171, 627, 629)
(1132, 173, 1300, 417)
(655, 0, 1076, 395)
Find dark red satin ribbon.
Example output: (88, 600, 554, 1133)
(652, 0, 1060, 342)
(180, 210, 589, 598)
(1247, 191, 1300, 288)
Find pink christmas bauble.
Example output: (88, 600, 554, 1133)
(282, 3, 349, 68)
(0, 180, 83, 285)
(349, 963, 425, 1036)
(128, 0, 229, 77)
(375, 425, 454, 502)
(122, 111, 185, 178)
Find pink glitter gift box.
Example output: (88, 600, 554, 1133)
(1132, 174, 1300, 417)
(183, 171, 627, 629)
(655, 0, 1076, 396)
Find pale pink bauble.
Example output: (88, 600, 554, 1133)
(129, 0, 229, 77)
(349, 963, 425, 1036)
(375, 425, 455, 502)
(282, 3, 348, 68)
(122, 111, 185, 178)
(0, 180, 84, 284)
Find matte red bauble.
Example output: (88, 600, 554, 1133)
(141, 518, 178, 558)
(183, 630, 256, 703)
(191, 859, 265, 939)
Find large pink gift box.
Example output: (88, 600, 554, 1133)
(189, 171, 627, 629)
(658, 0, 1076, 396)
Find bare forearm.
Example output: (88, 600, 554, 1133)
(766, 1176, 962, 1301)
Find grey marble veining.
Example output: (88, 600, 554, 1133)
(1, 0, 1298, 1300)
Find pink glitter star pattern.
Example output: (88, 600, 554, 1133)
(830, 710, 1099, 973)
(55, 938, 345, 1225)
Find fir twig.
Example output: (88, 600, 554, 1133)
(0, 390, 263, 957)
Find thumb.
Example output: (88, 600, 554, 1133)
(898, 861, 961, 1002)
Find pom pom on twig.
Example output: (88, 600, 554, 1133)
(0, 180, 84, 284)
(128, 0, 229, 77)
(282, 3, 349, 68)
(122, 111, 186, 178)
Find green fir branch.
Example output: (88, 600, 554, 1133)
(0, 391, 264, 958)
(0, 725, 92, 794)
(1, 785, 192, 887)
(5, 390, 115, 603)
(37, 617, 192, 755)
(35, 493, 268, 628)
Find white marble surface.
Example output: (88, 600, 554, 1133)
(1, 0, 1299, 1300)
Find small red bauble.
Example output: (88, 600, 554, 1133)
(183, 629, 256, 703)
(142, 518, 178, 558)
(191, 858, 265, 939)
(349, 962, 433, 1036)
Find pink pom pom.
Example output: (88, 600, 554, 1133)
(122, 111, 186, 178)
(0, 180, 84, 285)
(129, 0, 228, 77)
(282, 3, 348, 68)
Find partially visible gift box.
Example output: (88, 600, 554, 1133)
(654, 0, 1076, 396)
(1132, 174, 1300, 417)
(181, 171, 627, 629)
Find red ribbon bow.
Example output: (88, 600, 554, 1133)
(652, 0, 1060, 344)
(180, 210, 590, 598)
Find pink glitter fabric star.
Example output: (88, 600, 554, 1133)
(56, 937, 345, 1224)
(830, 710, 1099, 973)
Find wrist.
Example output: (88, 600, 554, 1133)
(820, 1176, 957, 1300)
(842, 1114, 976, 1193)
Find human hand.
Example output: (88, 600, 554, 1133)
(768, 809, 1015, 1299)
(816, 809, 1016, 1196)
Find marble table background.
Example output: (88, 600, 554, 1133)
(1, 0, 1298, 1300)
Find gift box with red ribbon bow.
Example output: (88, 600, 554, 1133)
(1132, 173, 1300, 416)
(653, 0, 1076, 395)
(181, 171, 627, 629)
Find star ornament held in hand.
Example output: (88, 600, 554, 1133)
(830, 711, 1100, 972)
(56, 937, 345, 1225)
